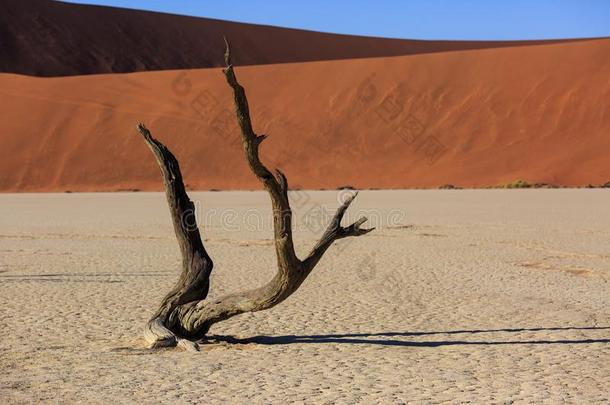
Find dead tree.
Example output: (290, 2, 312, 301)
(139, 41, 373, 350)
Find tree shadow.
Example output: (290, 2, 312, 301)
(208, 326, 610, 348)
(0, 271, 170, 283)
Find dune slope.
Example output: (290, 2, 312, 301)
(0, 38, 609, 191)
(0, 0, 589, 77)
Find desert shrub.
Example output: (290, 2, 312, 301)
(502, 180, 531, 189)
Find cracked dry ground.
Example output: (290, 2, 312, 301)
(1, 190, 608, 403)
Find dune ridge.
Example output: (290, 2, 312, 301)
(0, 0, 595, 77)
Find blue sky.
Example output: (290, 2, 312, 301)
(64, 0, 609, 40)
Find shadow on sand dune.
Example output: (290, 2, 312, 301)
(209, 326, 610, 347)
(2, 0, 602, 77)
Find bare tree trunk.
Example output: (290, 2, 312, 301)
(139, 41, 373, 350)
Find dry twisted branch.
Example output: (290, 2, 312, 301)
(139, 40, 373, 349)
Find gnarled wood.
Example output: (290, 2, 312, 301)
(137, 124, 213, 348)
(140, 40, 373, 349)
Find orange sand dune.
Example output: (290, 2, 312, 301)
(1, 38, 609, 191)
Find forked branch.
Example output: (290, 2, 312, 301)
(140, 40, 373, 349)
